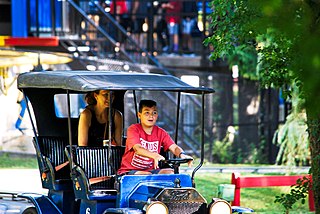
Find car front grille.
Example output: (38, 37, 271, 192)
(155, 187, 207, 214)
(165, 201, 206, 214)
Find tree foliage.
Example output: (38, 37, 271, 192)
(205, 0, 320, 212)
(274, 176, 311, 214)
(274, 110, 310, 166)
(273, 87, 310, 166)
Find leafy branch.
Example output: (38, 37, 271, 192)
(274, 176, 311, 214)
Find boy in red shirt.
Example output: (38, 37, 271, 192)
(118, 100, 193, 175)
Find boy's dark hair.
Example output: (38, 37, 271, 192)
(139, 100, 157, 112)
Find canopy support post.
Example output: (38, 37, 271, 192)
(133, 90, 139, 123)
(191, 92, 205, 187)
(66, 90, 74, 169)
(23, 90, 46, 170)
(174, 92, 181, 146)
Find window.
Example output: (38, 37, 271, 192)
(54, 94, 86, 118)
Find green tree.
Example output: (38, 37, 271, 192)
(205, 0, 320, 212)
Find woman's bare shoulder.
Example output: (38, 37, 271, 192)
(80, 107, 93, 118)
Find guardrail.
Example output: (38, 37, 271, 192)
(231, 172, 314, 212)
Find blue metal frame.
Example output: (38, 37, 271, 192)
(117, 174, 193, 208)
(19, 193, 62, 214)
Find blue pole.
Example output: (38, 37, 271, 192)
(11, 0, 28, 37)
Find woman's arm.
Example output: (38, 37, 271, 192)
(113, 110, 123, 146)
(78, 109, 91, 146)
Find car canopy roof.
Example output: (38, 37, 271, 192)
(17, 70, 215, 94)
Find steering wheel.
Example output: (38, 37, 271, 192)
(159, 158, 193, 174)
(160, 158, 193, 165)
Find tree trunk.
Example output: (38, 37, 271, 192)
(301, 1, 320, 211)
(306, 113, 320, 213)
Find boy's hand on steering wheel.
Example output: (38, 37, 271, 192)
(153, 154, 165, 169)
(180, 153, 193, 167)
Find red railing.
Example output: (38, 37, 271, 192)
(231, 172, 314, 212)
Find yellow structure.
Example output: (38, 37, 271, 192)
(0, 48, 72, 69)
(0, 36, 9, 46)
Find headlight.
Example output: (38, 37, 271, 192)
(209, 199, 232, 214)
(146, 201, 168, 214)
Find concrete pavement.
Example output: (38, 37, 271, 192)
(0, 169, 47, 195)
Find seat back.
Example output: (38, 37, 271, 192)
(33, 136, 71, 190)
(73, 146, 125, 190)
